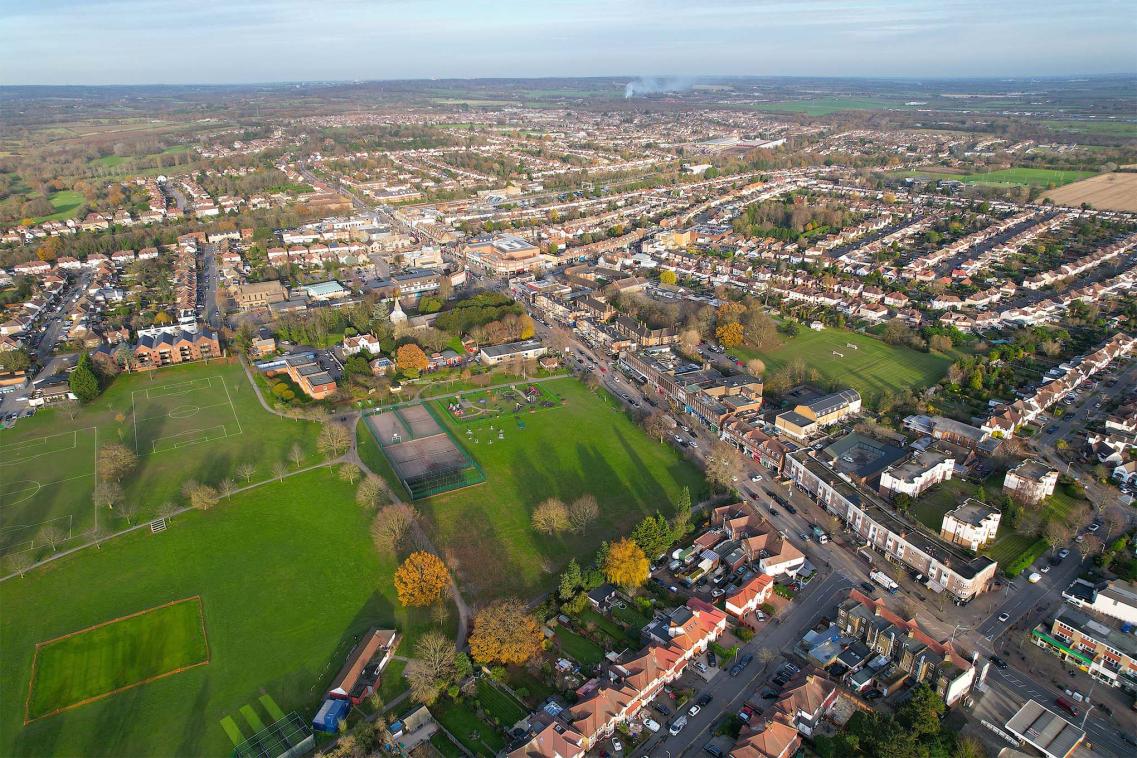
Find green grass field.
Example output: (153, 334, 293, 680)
(475, 679, 527, 726)
(554, 627, 605, 667)
(0, 467, 439, 757)
(26, 597, 208, 722)
(417, 378, 705, 600)
(0, 360, 321, 559)
(749, 97, 905, 116)
(730, 328, 952, 404)
(892, 167, 1095, 188)
(431, 697, 507, 754)
(31, 190, 86, 223)
(1043, 120, 1137, 138)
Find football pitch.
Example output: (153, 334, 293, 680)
(0, 427, 98, 557)
(25, 597, 209, 722)
(130, 375, 243, 454)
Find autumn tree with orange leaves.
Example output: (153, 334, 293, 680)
(468, 598, 544, 665)
(393, 551, 450, 607)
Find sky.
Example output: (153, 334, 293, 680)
(1, 0, 1134, 85)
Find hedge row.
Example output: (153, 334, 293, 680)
(1004, 538, 1050, 576)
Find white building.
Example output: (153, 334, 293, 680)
(1004, 459, 1059, 505)
(879, 449, 955, 499)
(940, 499, 1001, 552)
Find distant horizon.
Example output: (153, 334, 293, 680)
(2, 72, 1136, 90)
(2, 0, 1134, 86)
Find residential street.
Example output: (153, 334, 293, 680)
(631, 571, 855, 758)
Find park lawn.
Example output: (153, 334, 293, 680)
(0, 468, 438, 757)
(1042, 482, 1089, 525)
(0, 359, 321, 558)
(892, 167, 1094, 188)
(983, 531, 1037, 567)
(26, 597, 208, 721)
(419, 377, 705, 601)
(31, 190, 86, 223)
(554, 628, 605, 667)
(475, 679, 527, 726)
(730, 327, 952, 405)
(431, 697, 507, 754)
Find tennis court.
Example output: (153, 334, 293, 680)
(364, 404, 483, 499)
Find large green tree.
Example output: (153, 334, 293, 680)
(69, 352, 101, 403)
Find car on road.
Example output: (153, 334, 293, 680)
(1057, 548, 1070, 560)
(1087, 523, 1100, 533)
(642, 717, 661, 733)
(697, 693, 713, 707)
(785, 505, 797, 514)
(728, 661, 744, 677)
(998, 612, 1010, 622)
(860, 581, 876, 594)
(989, 655, 1009, 670)
(768, 507, 778, 516)
(669, 716, 687, 736)
(750, 474, 763, 482)
(688, 704, 701, 717)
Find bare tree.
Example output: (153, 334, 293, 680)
(235, 462, 256, 483)
(289, 443, 305, 468)
(705, 441, 743, 492)
(547, 327, 575, 354)
(38, 525, 66, 552)
(371, 503, 420, 551)
(568, 494, 600, 534)
(1103, 506, 1126, 540)
(92, 480, 124, 510)
(338, 463, 362, 484)
(218, 479, 236, 500)
(273, 461, 289, 481)
(190, 484, 220, 511)
(1078, 534, 1104, 557)
(97, 442, 138, 482)
(406, 630, 457, 705)
(114, 499, 139, 525)
(6, 548, 36, 576)
(1043, 518, 1075, 550)
(157, 501, 180, 522)
(180, 478, 200, 500)
(642, 410, 671, 444)
(757, 647, 777, 664)
(532, 498, 569, 534)
(318, 423, 352, 458)
(357, 477, 385, 510)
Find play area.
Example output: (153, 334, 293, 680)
(364, 404, 484, 500)
(438, 382, 560, 424)
(130, 375, 243, 454)
(0, 426, 99, 559)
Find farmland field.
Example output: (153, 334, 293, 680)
(1042, 172, 1137, 212)
(730, 327, 953, 404)
(413, 377, 705, 601)
(749, 97, 904, 115)
(26, 597, 209, 722)
(0, 360, 321, 561)
(0, 468, 438, 757)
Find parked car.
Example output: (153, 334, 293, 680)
(998, 612, 1010, 623)
(785, 505, 797, 514)
(642, 717, 661, 733)
(697, 693, 713, 707)
(1057, 548, 1071, 560)
(653, 702, 672, 716)
(728, 662, 745, 677)
(707, 651, 717, 668)
(611, 738, 623, 753)
(688, 704, 701, 717)
(704, 743, 724, 758)
(864, 689, 883, 700)
(989, 655, 1009, 670)
(669, 716, 688, 736)
(860, 581, 876, 594)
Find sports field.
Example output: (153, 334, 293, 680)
(0, 427, 98, 556)
(0, 360, 320, 562)
(0, 467, 440, 757)
(730, 328, 953, 404)
(26, 597, 209, 722)
(416, 377, 706, 600)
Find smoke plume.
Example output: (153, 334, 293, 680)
(624, 76, 696, 99)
